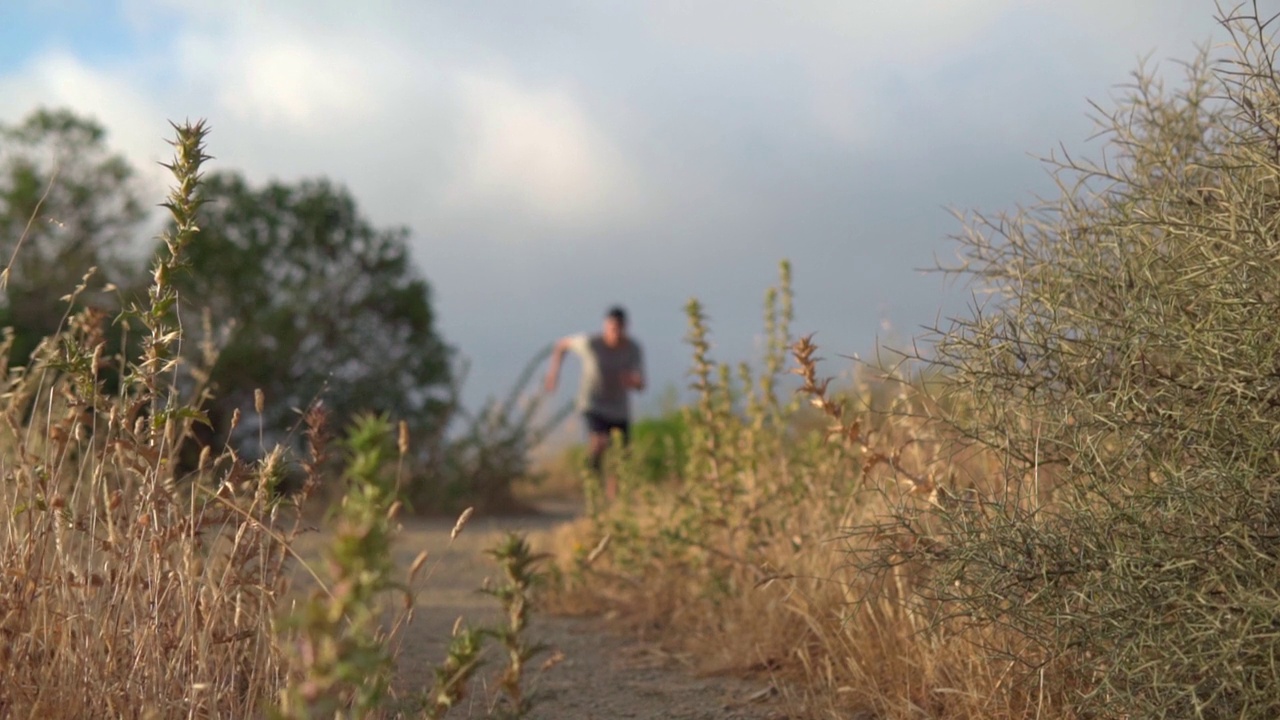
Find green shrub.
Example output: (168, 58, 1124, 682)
(625, 412, 690, 484)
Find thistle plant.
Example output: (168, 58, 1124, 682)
(482, 532, 550, 719)
(130, 120, 213, 452)
(276, 412, 402, 719)
(423, 624, 487, 719)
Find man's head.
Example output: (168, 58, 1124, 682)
(603, 305, 627, 346)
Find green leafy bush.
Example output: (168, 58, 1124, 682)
(621, 412, 690, 485)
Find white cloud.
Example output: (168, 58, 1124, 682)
(642, 0, 1020, 146)
(213, 39, 380, 127)
(643, 0, 1016, 61)
(158, 3, 638, 235)
(0, 50, 173, 197)
(0, 0, 1235, 415)
(445, 72, 637, 229)
(639, 0, 1218, 150)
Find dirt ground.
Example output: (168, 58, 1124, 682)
(291, 500, 788, 719)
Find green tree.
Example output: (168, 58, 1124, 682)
(174, 171, 453, 454)
(0, 108, 145, 360)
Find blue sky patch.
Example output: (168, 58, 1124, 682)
(0, 3, 135, 74)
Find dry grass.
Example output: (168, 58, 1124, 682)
(0, 121, 312, 718)
(9, 5, 1280, 719)
(0, 117, 556, 720)
(545, 7, 1280, 720)
(540, 265, 1080, 719)
(536, 264, 952, 714)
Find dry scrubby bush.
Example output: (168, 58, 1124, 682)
(875, 6, 1280, 718)
(550, 6, 1280, 719)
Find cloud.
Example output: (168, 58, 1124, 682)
(639, 0, 1020, 146)
(0, 0, 1233, 418)
(0, 49, 172, 196)
(445, 72, 638, 230)
(641, 0, 1016, 61)
(215, 40, 381, 127)
(122, 1, 642, 239)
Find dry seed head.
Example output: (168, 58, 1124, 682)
(452, 616, 463, 636)
(409, 550, 430, 581)
(198, 445, 211, 470)
(451, 507, 474, 541)
(230, 408, 241, 431)
(254, 388, 264, 415)
(398, 420, 409, 456)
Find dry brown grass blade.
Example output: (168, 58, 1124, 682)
(450, 506, 474, 541)
(1, 161, 59, 291)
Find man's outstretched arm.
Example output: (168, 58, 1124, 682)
(544, 336, 574, 393)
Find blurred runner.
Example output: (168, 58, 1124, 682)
(544, 305, 645, 503)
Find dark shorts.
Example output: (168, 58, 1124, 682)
(584, 412, 630, 445)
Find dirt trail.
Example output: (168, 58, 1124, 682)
(297, 501, 786, 719)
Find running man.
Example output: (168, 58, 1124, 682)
(544, 305, 645, 502)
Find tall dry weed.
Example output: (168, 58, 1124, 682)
(0, 121, 316, 718)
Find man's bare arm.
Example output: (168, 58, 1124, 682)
(627, 348, 646, 391)
(626, 369, 646, 391)
(544, 337, 573, 393)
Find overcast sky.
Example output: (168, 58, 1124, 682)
(0, 1, 1232, 423)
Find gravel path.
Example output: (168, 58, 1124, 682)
(295, 502, 787, 719)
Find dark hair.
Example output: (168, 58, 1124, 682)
(606, 305, 627, 325)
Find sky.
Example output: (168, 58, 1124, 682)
(0, 0, 1233, 428)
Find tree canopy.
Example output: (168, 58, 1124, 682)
(0, 108, 145, 360)
(1, 107, 454, 456)
(173, 171, 454, 451)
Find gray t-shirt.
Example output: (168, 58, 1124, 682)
(567, 333, 643, 422)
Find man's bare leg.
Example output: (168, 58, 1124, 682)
(588, 432, 615, 504)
